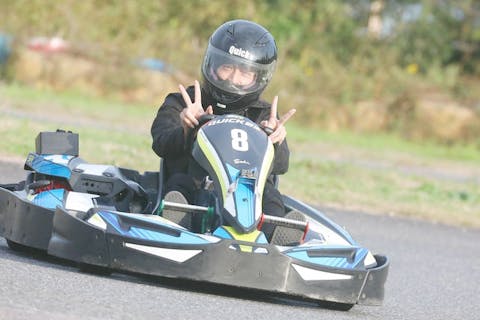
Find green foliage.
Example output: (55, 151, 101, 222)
(2, 1, 477, 74)
(1, 0, 479, 143)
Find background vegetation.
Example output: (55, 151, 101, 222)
(0, 1, 479, 227)
(1, 0, 479, 142)
(1, 82, 479, 228)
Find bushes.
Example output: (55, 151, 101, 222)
(1, 0, 479, 143)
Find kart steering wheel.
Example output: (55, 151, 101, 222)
(185, 113, 216, 151)
(260, 125, 274, 136)
(186, 113, 273, 148)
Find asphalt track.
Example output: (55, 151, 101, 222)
(0, 160, 479, 320)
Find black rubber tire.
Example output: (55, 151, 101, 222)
(318, 300, 355, 311)
(6, 239, 35, 253)
(78, 263, 113, 276)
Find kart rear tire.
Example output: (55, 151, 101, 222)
(318, 301, 355, 311)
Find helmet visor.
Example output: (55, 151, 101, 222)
(202, 44, 276, 96)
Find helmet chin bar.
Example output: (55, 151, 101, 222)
(213, 91, 241, 106)
(202, 70, 264, 115)
(212, 92, 263, 114)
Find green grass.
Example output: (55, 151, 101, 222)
(0, 113, 159, 172)
(281, 159, 480, 228)
(1, 83, 159, 170)
(1, 82, 155, 129)
(1, 82, 479, 228)
(287, 122, 480, 163)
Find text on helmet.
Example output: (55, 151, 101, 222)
(228, 45, 253, 60)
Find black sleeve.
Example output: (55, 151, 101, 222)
(272, 139, 290, 175)
(150, 93, 187, 158)
(253, 104, 290, 175)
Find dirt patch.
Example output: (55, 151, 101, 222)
(292, 141, 480, 185)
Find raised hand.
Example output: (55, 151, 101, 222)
(261, 96, 296, 144)
(179, 80, 213, 135)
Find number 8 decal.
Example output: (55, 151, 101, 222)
(231, 129, 249, 151)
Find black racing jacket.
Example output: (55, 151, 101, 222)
(151, 85, 290, 179)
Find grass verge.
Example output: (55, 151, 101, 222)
(1, 82, 479, 228)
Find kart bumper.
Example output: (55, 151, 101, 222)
(0, 187, 388, 305)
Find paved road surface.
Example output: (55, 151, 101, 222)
(1, 160, 479, 320)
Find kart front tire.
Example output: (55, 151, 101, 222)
(318, 301, 355, 311)
(6, 239, 36, 253)
(79, 263, 112, 276)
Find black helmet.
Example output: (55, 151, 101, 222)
(201, 20, 277, 114)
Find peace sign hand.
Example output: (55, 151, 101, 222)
(179, 80, 213, 136)
(261, 96, 296, 145)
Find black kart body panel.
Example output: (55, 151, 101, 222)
(0, 185, 388, 306)
(0, 187, 53, 250)
(0, 126, 389, 309)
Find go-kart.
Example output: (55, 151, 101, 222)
(0, 114, 388, 311)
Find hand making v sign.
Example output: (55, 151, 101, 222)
(179, 80, 213, 136)
(261, 96, 296, 145)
